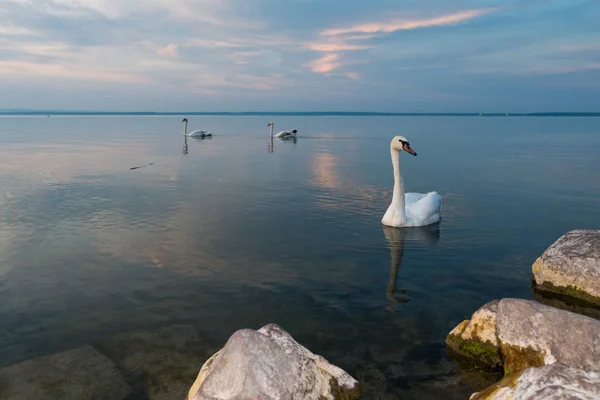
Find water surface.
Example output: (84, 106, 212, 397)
(1, 116, 599, 398)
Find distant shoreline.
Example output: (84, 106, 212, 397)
(1, 111, 599, 117)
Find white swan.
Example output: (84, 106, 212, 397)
(268, 121, 297, 138)
(382, 136, 441, 228)
(182, 118, 212, 138)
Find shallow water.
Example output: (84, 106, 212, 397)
(1, 116, 599, 397)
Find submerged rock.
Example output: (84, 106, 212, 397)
(532, 230, 600, 306)
(446, 299, 600, 376)
(97, 325, 216, 400)
(470, 364, 600, 400)
(0, 345, 131, 400)
(187, 323, 360, 400)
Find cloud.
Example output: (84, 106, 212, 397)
(1, 0, 600, 110)
(0, 25, 39, 36)
(304, 42, 371, 52)
(0, 60, 153, 83)
(156, 43, 178, 57)
(306, 53, 342, 74)
(321, 8, 497, 36)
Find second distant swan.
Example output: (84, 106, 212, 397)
(182, 118, 212, 138)
(382, 136, 441, 228)
(268, 121, 297, 139)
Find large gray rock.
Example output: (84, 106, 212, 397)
(446, 299, 600, 375)
(470, 364, 600, 400)
(0, 345, 131, 400)
(532, 230, 600, 306)
(187, 323, 360, 400)
(97, 325, 217, 400)
(496, 298, 600, 374)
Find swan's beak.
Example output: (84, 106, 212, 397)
(403, 143, 417, 156)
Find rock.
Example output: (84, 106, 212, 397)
(446, 299, 600, 376)
(356, 367, 388, 395)
(0, 345, 131, 400)
(532, 230, 600, 306)
(446, 300, 502, 370)
(470, 364, 600, 400)
(187, 323, 360, 400)
(533, 290, 600, 321)
(496, 298, 600, 375)
(97, 325, 216, 400)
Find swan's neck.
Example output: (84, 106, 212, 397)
(269, 124, 274, 137)
(391, 148, 406, 220)
(183, 120, 188, 135)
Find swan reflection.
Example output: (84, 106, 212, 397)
(266, 136, 298, 153)
(383, 224, 440, 309)
(182, 136, 188, 155)
(268, 136, 274, 153)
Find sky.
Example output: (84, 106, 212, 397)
(0, 0, 599, 112)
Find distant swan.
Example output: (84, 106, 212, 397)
(268, 121, 297, 139)
(182, 118, 212, 138)
(382, 136, 441, 228)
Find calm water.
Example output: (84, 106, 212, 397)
(1, 116, 599, 398)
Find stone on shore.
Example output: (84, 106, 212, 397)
(97, 325, 217, 400)
(0, 345, 131, 400)
(187, 323, 360, 400)
(532, 230, 600, 306)
(470, 364, 600, 400)
(446, 300, 502, 370)
(446, 299, 600, 376)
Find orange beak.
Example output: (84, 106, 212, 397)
(403, 143, 417, 156)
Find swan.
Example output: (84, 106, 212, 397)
(182, 118, 212, 138)
(268, 121, 297, 139)
(382, 136, 441, 228)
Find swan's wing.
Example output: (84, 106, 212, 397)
(405, 191, 442, 226)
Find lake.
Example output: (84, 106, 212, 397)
(1, 115, 599, 398)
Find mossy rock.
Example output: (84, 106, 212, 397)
(446, 334, 502, 370)
(499, 343, 546, 376)
(328, 377, 361, 400)
(533, 280, 600, 309)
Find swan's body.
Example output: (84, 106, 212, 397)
(268, 121, 297, 139)
(275, 129, 297, 138)
(182, 118, 212, 138)
(382, 136, 441, 228)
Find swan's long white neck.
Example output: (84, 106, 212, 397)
(391, 148, 406, 221)
(269, 123, 274, 138)
(183, 120, 188, 136)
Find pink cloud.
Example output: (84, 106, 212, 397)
(321, 8, 496, 36)
(304, 42, 370, 52)
(0, 60, 152, 84)
(345, 72, 359, 80)
(306, 53, 342, 74)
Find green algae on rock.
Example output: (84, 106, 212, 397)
(446, 300, 502, 370)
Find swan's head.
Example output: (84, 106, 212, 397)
(267, 121, 274, 127)
(181, 118, 188, 122)
(391, 135, 417, 156)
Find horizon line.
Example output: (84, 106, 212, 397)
(1, 110, 600, 117)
